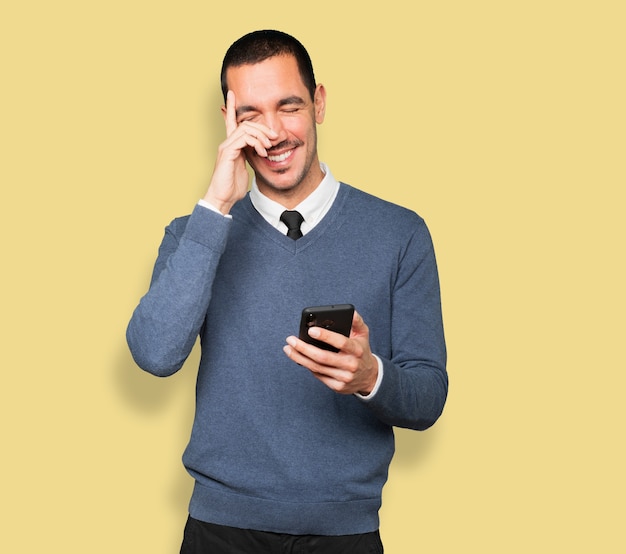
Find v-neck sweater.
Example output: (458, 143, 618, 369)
(127, 183, 447, 535)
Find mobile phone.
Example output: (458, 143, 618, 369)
(298, 304, 355, 352)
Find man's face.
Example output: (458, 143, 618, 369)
(223, 55, 326, 204)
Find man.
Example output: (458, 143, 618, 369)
(127, 30, 447, 553)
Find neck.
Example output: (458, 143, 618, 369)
(256, 158, 325, 209)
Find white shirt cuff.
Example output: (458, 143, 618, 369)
(197, 199, 233, 218)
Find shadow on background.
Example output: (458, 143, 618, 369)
(392, 425, 443, 469)
(114, 341, 202, 412)
(114, 341, 199, 518)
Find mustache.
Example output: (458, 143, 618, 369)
(267, 139, 304, 153)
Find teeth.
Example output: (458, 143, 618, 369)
(268, 150, 293, 162)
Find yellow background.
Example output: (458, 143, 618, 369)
(1, 1, 624, 552)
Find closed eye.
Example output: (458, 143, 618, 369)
(237, 113, 260, 124)
(278, 96, 306, 112)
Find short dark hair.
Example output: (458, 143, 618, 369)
(220, 30, 317, 102)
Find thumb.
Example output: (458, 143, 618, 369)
(350, 310, 369, 337)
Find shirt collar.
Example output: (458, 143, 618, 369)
(249, 162, 340, 235)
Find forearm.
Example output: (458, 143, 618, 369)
(361, 221, 448, 429)
(363, 357, 448, 430)
(126, 205, 231, 376)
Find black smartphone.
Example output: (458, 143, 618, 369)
(299, 304, 355, 352)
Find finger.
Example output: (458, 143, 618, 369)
(284, 336, 339, 369)
(306, 326, 349, 353)
(228, 120, 281, 156)
(225, 90, 237, 136)
(240, 121, 279, 148)
(349, 310, 370, 339)
(283, 345, 354, 393)
(283, 338, 361, 394)
(235, 130, 271, 158)
(218, 126, 267, 160)
(283, 345, 342, 386)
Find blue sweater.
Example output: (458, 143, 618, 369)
(127, 183, 447, 535)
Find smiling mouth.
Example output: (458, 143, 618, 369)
(267, 149, 294, 163)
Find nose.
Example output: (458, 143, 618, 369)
(262, 112, 287, 144)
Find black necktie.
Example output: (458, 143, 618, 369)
(280, 210, 304, 240)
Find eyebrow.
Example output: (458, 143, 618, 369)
(277, 95, 306, 107)
(235, 95, 306, 118)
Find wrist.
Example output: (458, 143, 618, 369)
(355, 354, 383, 399)
(203, 191, 235, 215)
(358, 355, 379, 395)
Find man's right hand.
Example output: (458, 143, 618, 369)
(203, 90, 278, 215)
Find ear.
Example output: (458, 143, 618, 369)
(221, 104, 227, 121)
(314, 84, 327, 124)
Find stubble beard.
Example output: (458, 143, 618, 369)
(250, 135, 319, 195)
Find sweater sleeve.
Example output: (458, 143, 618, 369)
(362, 219, 448, 431)
(126, 205, 231, 376)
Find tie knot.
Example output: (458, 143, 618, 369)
(280, 210, 304, 240)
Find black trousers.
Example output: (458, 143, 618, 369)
(180, 516, 384, 554)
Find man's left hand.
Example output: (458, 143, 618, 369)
(283, 311, 379, 395)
